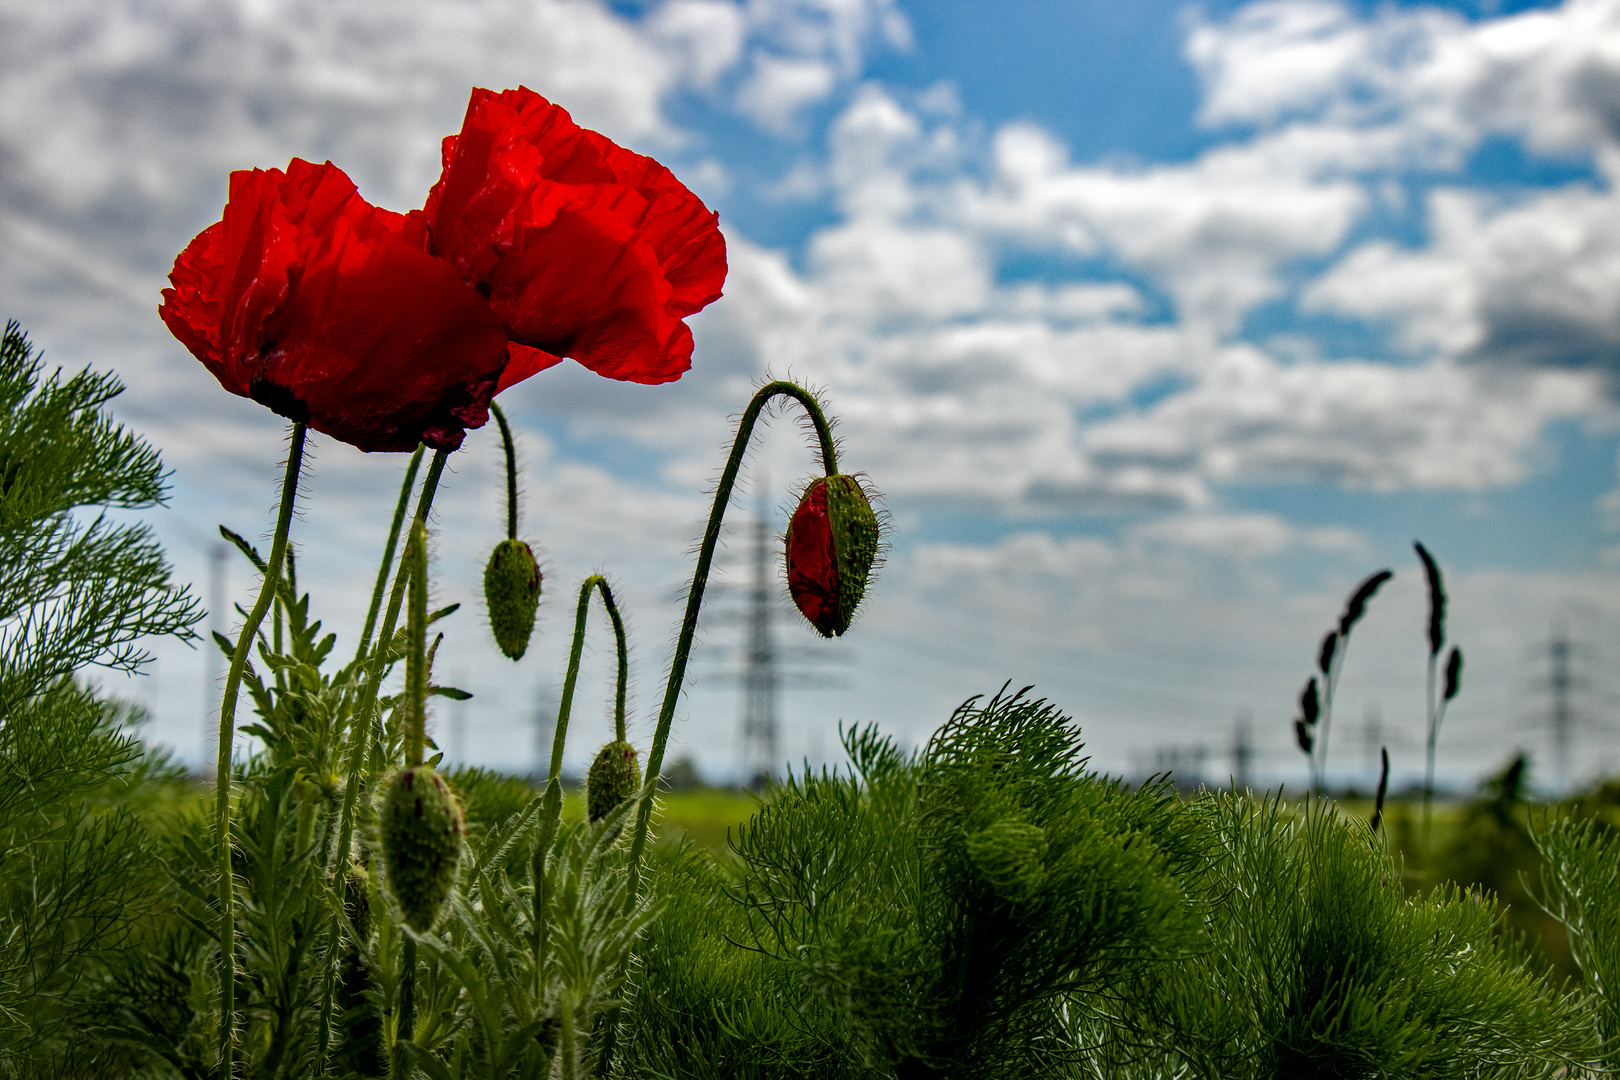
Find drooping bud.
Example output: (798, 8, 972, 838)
(485, 537, 542, 660)
(785, 474, 880, 638)
(379, 766, 464, 932)
(587, 740, 641, 823)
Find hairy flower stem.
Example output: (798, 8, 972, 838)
(492, 401, 519, 541)
(395, 521, 430, 1066)
(216, 422, 307, 1076)
(404, 522, 429, 769)
(329, 449, 448, 868)
(549, 575, 629, 780)
(599, 381, 836, 1075)
(358, 446, 425, 661)
(316, 447, 444, 1073)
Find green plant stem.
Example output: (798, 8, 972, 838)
(330, 448, 448, 869)
(314, 447, 420, 1065)
(550, 575, 629, 780)
(215, 422, 307, 1077)
(599, 381, 837, 1076)
(398, 937, 417, 1055)
(357, 446, 424, 664)
(404, 521, 428, 768)
(492, 401, 519, 541)
(317, 447, 444, 1074)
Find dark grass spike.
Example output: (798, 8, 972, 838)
(1370, 747, 1390, 832)
(1300, 678, 1320, 728)
(1294, 719, 1313, 755)
(1414, 541, 1445, 657)
(1443, 646, 1463, 701)
(1337, 569, 1393, 636)
(1317, 631, 1337, 676)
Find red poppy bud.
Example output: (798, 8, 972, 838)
(379, 765, 463, 932)
(423, 87, 728, 387)
(785, 474, 880, 638)
(160, 159, 511, 452)
(484, 538, 542, 660)
(586, 740, 641, 823)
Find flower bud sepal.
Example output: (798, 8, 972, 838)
(785, 473, 882, 638)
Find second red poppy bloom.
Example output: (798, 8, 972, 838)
(423, 87, 728, 390)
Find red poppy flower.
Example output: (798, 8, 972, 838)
(160, 159, 510, 452)
(423, 87, 728, 389)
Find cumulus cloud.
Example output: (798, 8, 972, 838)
(13, 0, 1620, 784)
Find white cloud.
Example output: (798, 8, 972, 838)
(735, 56, 837, 131)
(1309, 184, 1620, 373)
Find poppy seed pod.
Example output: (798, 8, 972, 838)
(785, 474, 879, 638)
(485, 538, 542, 660)
(379, 766, 464, 932)
(587, 740, 641, 823)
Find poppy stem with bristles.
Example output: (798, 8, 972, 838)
(404, 521, 429, 769)
(216, 422, 307, 1077)
(550, 575, 629, 781)
(329, 448, 448, 872)
(598, 381, 837, 1076)
(491, 401, 519, 541)
(316, 448, 447, 1075)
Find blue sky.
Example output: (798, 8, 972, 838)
(4, 0, 1620, 793)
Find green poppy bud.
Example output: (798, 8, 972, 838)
(785, 474, 880, 638)
(379, 766, 463, 932)
(965, 818, 1048, 901)
(587, 740, 641, 823)
(485, 537, 542, 660)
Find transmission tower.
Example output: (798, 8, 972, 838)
(1230, 709, 1252, 791)
(739, 502, 780, 789)
(1543, 625, 1595, 789)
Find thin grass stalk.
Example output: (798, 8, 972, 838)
(215, 422, 307, 1076)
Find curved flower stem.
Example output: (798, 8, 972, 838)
(216, 422, 307, 1076)
(627, 381, 834, 879)
(491, 401, 519, 541)
(596, 383, 835, 1075)
(549, 575, 629, 781)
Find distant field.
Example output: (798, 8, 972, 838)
(557, 786, 761, 853)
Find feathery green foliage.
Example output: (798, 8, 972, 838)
(1153, 795, 1584, 1079)
(0, 322, 198, 715)
(1533, 816, 1620, 1070)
